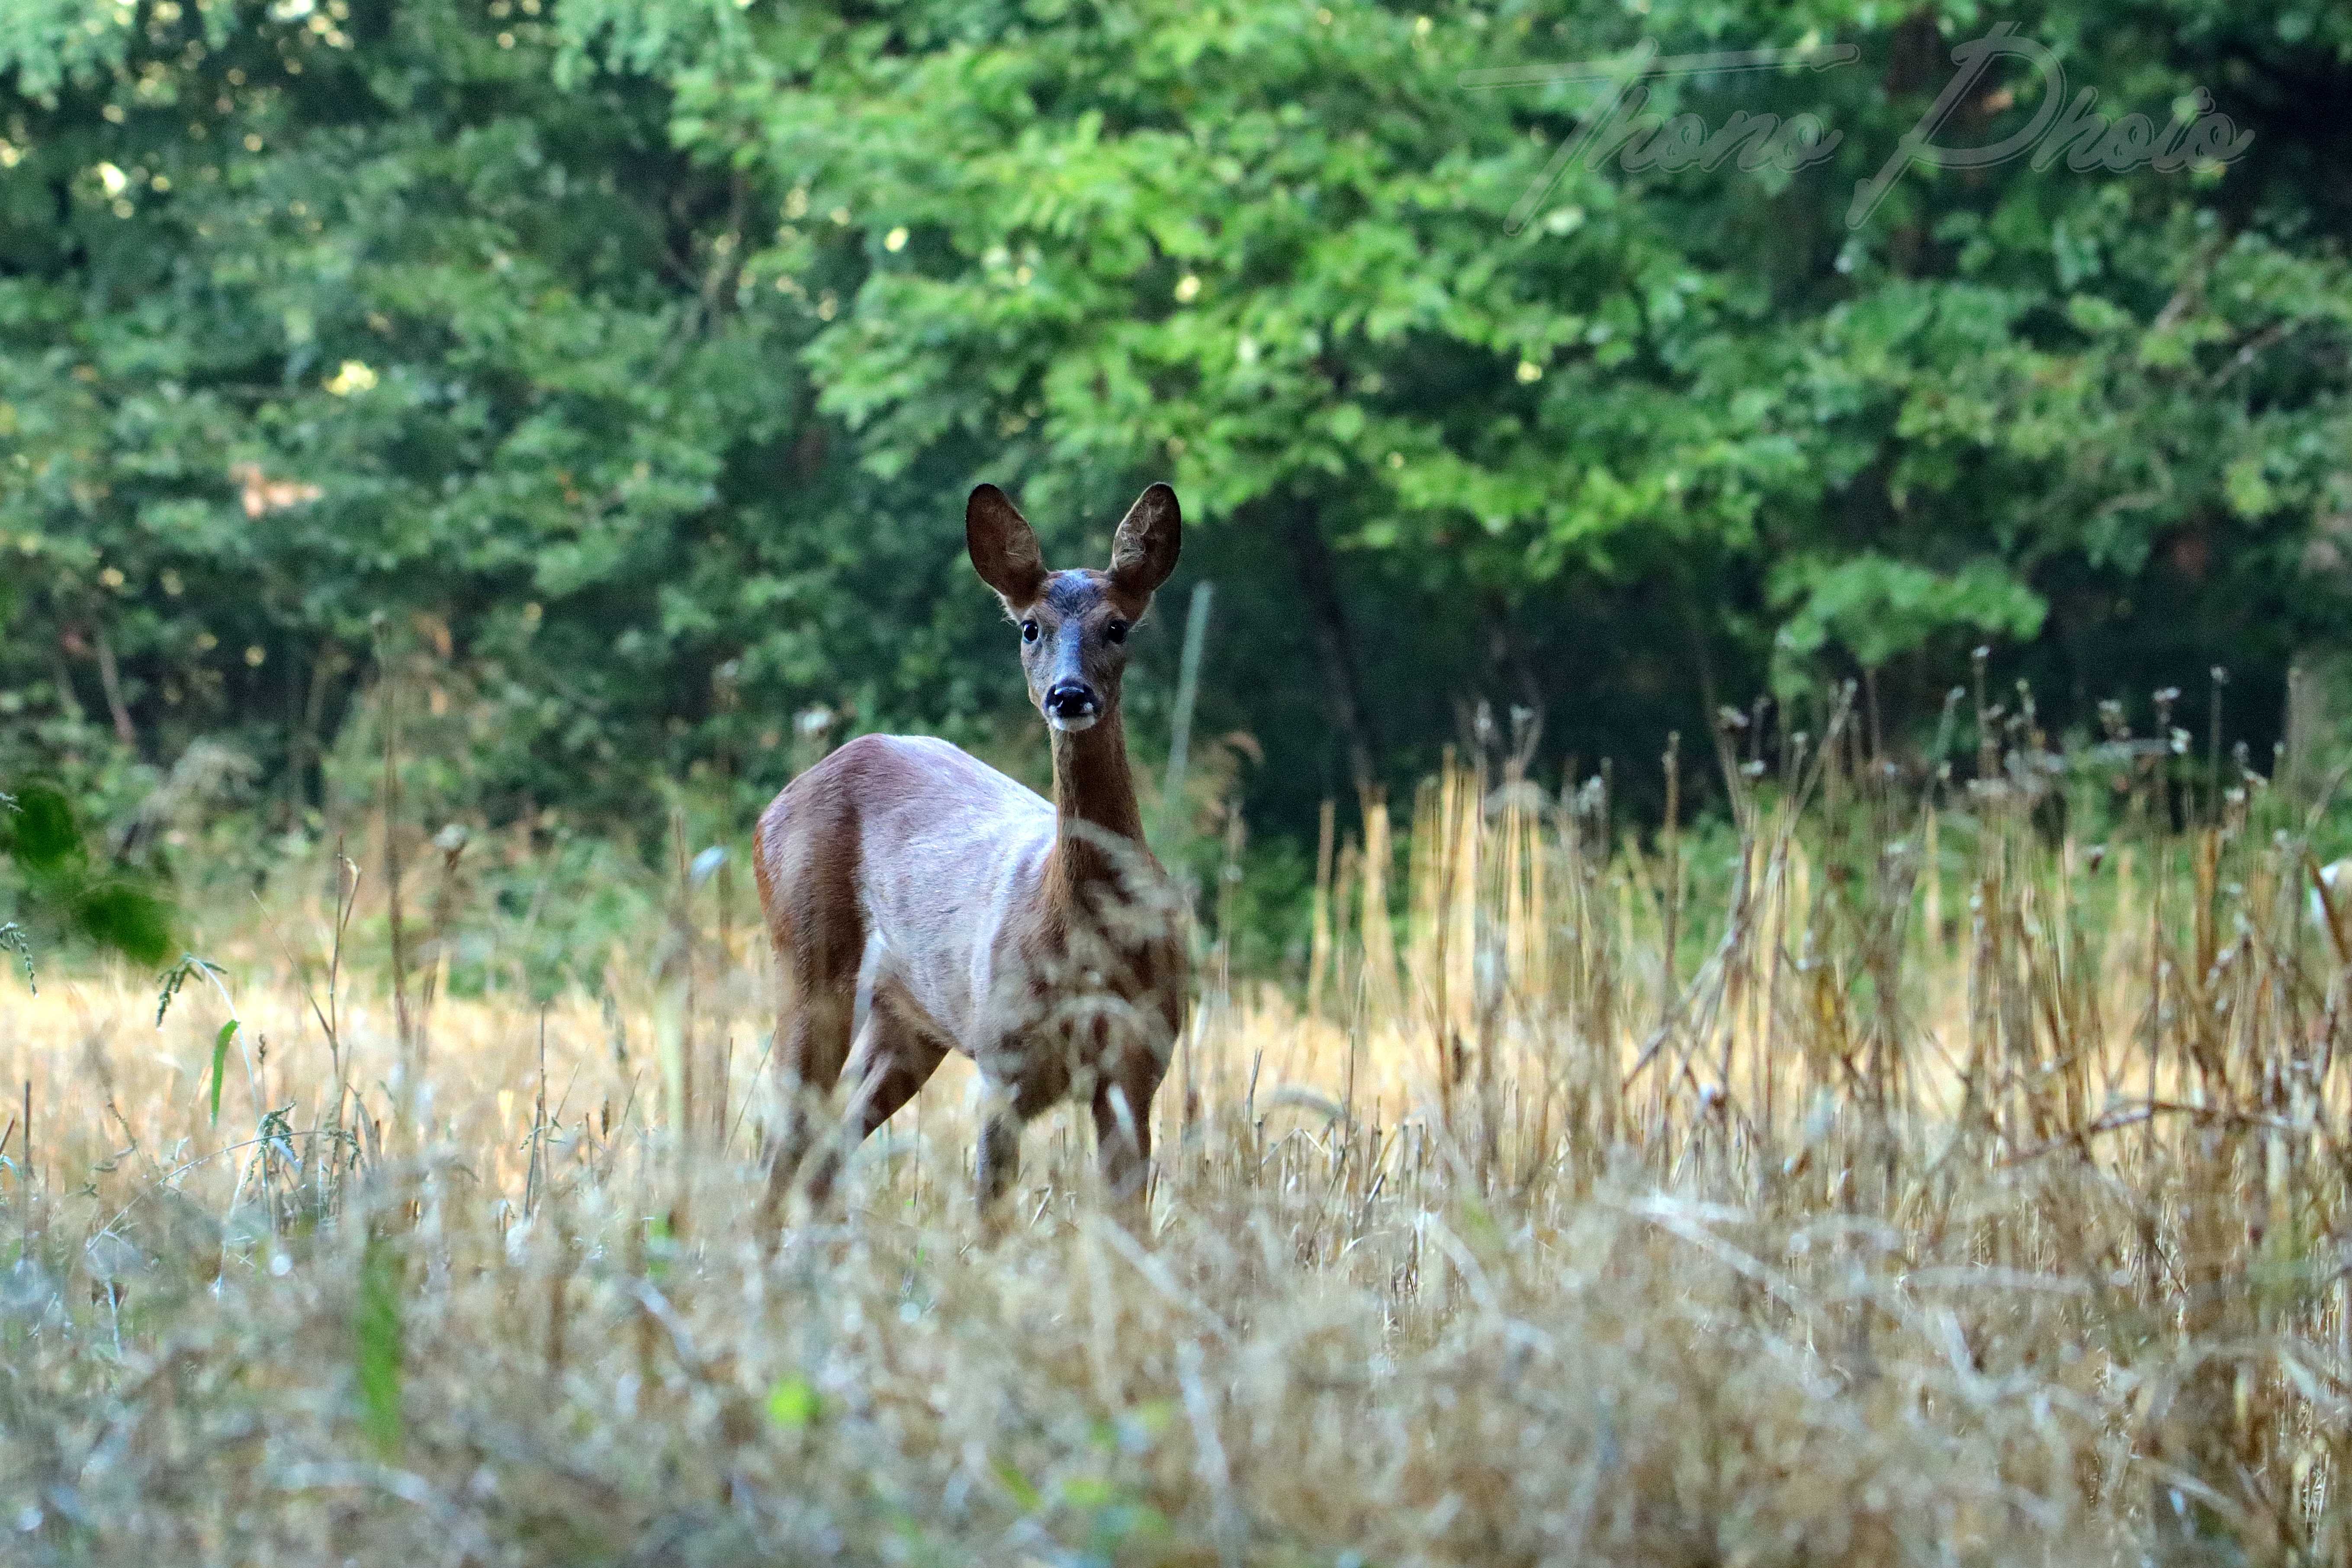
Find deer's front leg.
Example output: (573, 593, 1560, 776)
(974, 1080, 1024, 1231)
(1091, 1051, 1163, 1222)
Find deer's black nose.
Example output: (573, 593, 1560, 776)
(1046, 681, 1099, 720)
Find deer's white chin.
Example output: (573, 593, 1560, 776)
(1047, 711, 1099, 733)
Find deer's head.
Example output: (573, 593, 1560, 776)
(966, 483, 1182, 733)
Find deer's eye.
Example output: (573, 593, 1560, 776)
(1021, 620, 1040, 643)
(1105, 620, 1128, 646)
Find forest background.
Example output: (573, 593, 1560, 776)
(6, 0, 2350, 976)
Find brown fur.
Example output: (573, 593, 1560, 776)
(755, 485, 1189, 1223)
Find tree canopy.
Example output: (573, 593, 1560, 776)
(6, 0, 2350, 849)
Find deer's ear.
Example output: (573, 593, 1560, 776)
(1108, 482, 1181, 598)
(967, 484, 1047, 604)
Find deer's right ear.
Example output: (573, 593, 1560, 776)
(967, 484, 1047, 604)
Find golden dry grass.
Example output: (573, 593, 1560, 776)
(4, 721, 2351, 1566)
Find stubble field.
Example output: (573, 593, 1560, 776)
(4, 710, 2350, 1566)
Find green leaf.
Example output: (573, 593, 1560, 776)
(2225, 456, 2277, 520)
(766, 1375, 822, 1430)
(356, 1238, 405, 1458)
(2065, 294, 2130, 336)
(208, 1020, 239, 1127)
(1062, 1476, 1117, 1509)
(993, 1455, 1042, 1511)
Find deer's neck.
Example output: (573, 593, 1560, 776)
(1046, 707, 1149, 909)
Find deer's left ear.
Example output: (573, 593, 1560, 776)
(1108, 482, 1181, 598)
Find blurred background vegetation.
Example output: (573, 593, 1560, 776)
(5, 0, 2352, 976)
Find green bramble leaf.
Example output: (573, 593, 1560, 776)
(6, 785, 83, 877)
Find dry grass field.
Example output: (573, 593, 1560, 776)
(5, 707, 2352, 1566)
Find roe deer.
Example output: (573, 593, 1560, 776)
(754, 482, 1189, 1224)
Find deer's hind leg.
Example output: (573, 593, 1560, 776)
(758, 806, 865, 1217)
(804, 977, 949, 1205)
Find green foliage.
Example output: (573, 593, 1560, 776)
(1770, 553, 2047, 688)
(3, 0, 2349, 850)
(74, 878, 178, 967)
(0, 781, 177, 966)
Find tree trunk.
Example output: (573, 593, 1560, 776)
(91, 626, 137, 747)
(1283, 500, 1381, 803)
